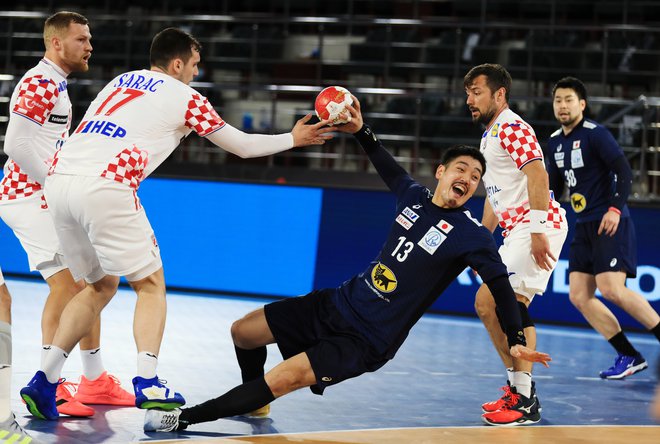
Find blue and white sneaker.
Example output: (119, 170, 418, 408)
(132, 376, 185, 410)
(19, 371, 59, 420)
(599, 353, 648, 379)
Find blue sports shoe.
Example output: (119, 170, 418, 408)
(20, 371, 59, 420)
(599, 353, 648, 379)
(132, 376, 185, 410)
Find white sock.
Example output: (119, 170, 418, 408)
(512, 371, 532, 398)
(80, 347, 105, 381)
(0, 321, 11, 422)
(42, 346, 69, 384)
(41, 345, 51, 369)
(506, 367, 514, 385)
(137, 351, 158, 379)
(0, 366, 10, 422)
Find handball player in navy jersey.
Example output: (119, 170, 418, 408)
(144, 95, 551, 432)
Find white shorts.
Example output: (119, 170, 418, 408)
(498, 223, 568, 302)
(0, 193, 67, 279)
(44, 175, 162, 283)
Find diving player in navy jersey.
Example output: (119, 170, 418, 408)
(547, 76, 660, 379)
(144, 95, 552, 432)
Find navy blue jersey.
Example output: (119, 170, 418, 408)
(546, 119, 630, 222)
(331, 127, 509, 358)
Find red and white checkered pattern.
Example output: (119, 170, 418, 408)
(12, 75, 59, 125)
(499, 121, 542, 170)
(499, 198, 566, 235)
(0, 160, 42, 200)
(184, 94, 225, 137)
(101, 146, 149, 190)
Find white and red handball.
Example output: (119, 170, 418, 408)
(315, 86, 353, 126)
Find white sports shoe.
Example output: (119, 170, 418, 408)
(0, 413, 38, 443)
(144, 408, 182, 432)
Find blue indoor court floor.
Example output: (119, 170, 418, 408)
(5, 277, 659, 443)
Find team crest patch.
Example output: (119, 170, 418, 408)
(572, 140, 581, 149)
(490, 123, 500, 137)
(418, 227, 446, 255)
(371, 263, 397, 293)
(570, 193, 586, 213)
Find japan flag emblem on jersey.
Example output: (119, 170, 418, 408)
(437, 219, 453, 234)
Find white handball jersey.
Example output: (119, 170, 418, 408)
(1, 58, 71, 201)
(479, 108, 565, 234)
(51, 69, 226, 189)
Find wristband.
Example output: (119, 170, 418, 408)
(528, 209, 547, 233)
(608, 206, 621, 215)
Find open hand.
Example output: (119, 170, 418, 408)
(510, 344, 552, 368)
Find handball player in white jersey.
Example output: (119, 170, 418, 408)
(463, 64, 567, 426)
(20, 27, 333, 421)
(1, 12, 134, 427)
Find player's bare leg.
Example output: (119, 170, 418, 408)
(569, 272, 620, 338)
(596, 271, 660, 329)
(475, 284, 513, 368)
(130, 268, 166, 357)
(130, 268, 184, 410)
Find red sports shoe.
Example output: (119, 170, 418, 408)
(74, 372, 136, 406)
(481, 382, 512, 413)
(56, 381, 95, 417)
(482, 387, 541, 426)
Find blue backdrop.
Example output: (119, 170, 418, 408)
(0, 177, 658, 329)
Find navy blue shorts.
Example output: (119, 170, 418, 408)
(264, 289, 389, 395)
(569, 217, 637, 278)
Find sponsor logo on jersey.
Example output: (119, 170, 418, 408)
(490, 123, 500, 137)
(610, 258, 618, 267)
(556, 144, 562, 152)
(554, 152, 564, 160)
(371, 263, 397, 293)
(437, 219, 453, 233)
(412, 204, 422, 209)
(396, 214, 413, 230)
(75, 119, 127, 138)
(570, 192, 586, 213)
(418, 227, 446, 255)
(48, 114, 68, 124)
(402, 206, 419, 222)
(485, 184, 501, 197)
(572, 140, 581, 149)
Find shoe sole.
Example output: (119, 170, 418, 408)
(139, 401, 184, 410)
(21, 393, 53, 421)
(482, 415, 541, 427)
(600, 362, 648, 380)
(74, 395, 136, 406)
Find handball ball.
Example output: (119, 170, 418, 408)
(315, 86, 353, 126)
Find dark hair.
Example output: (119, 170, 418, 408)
(149, 27, 202, 70)
(463, 63, 512, 102)
(440, 145, 486, 176)
(552, 76, 588, 102)
(43, 11, 88, 47)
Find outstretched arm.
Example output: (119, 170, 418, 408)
(205, 114, 334, 159)
(333, 97, 409, 191)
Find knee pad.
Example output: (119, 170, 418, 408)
(518, 301, 534, 329)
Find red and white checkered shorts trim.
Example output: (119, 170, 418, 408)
(0, 160, 42, 201)
(101, 146, 149, 191)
